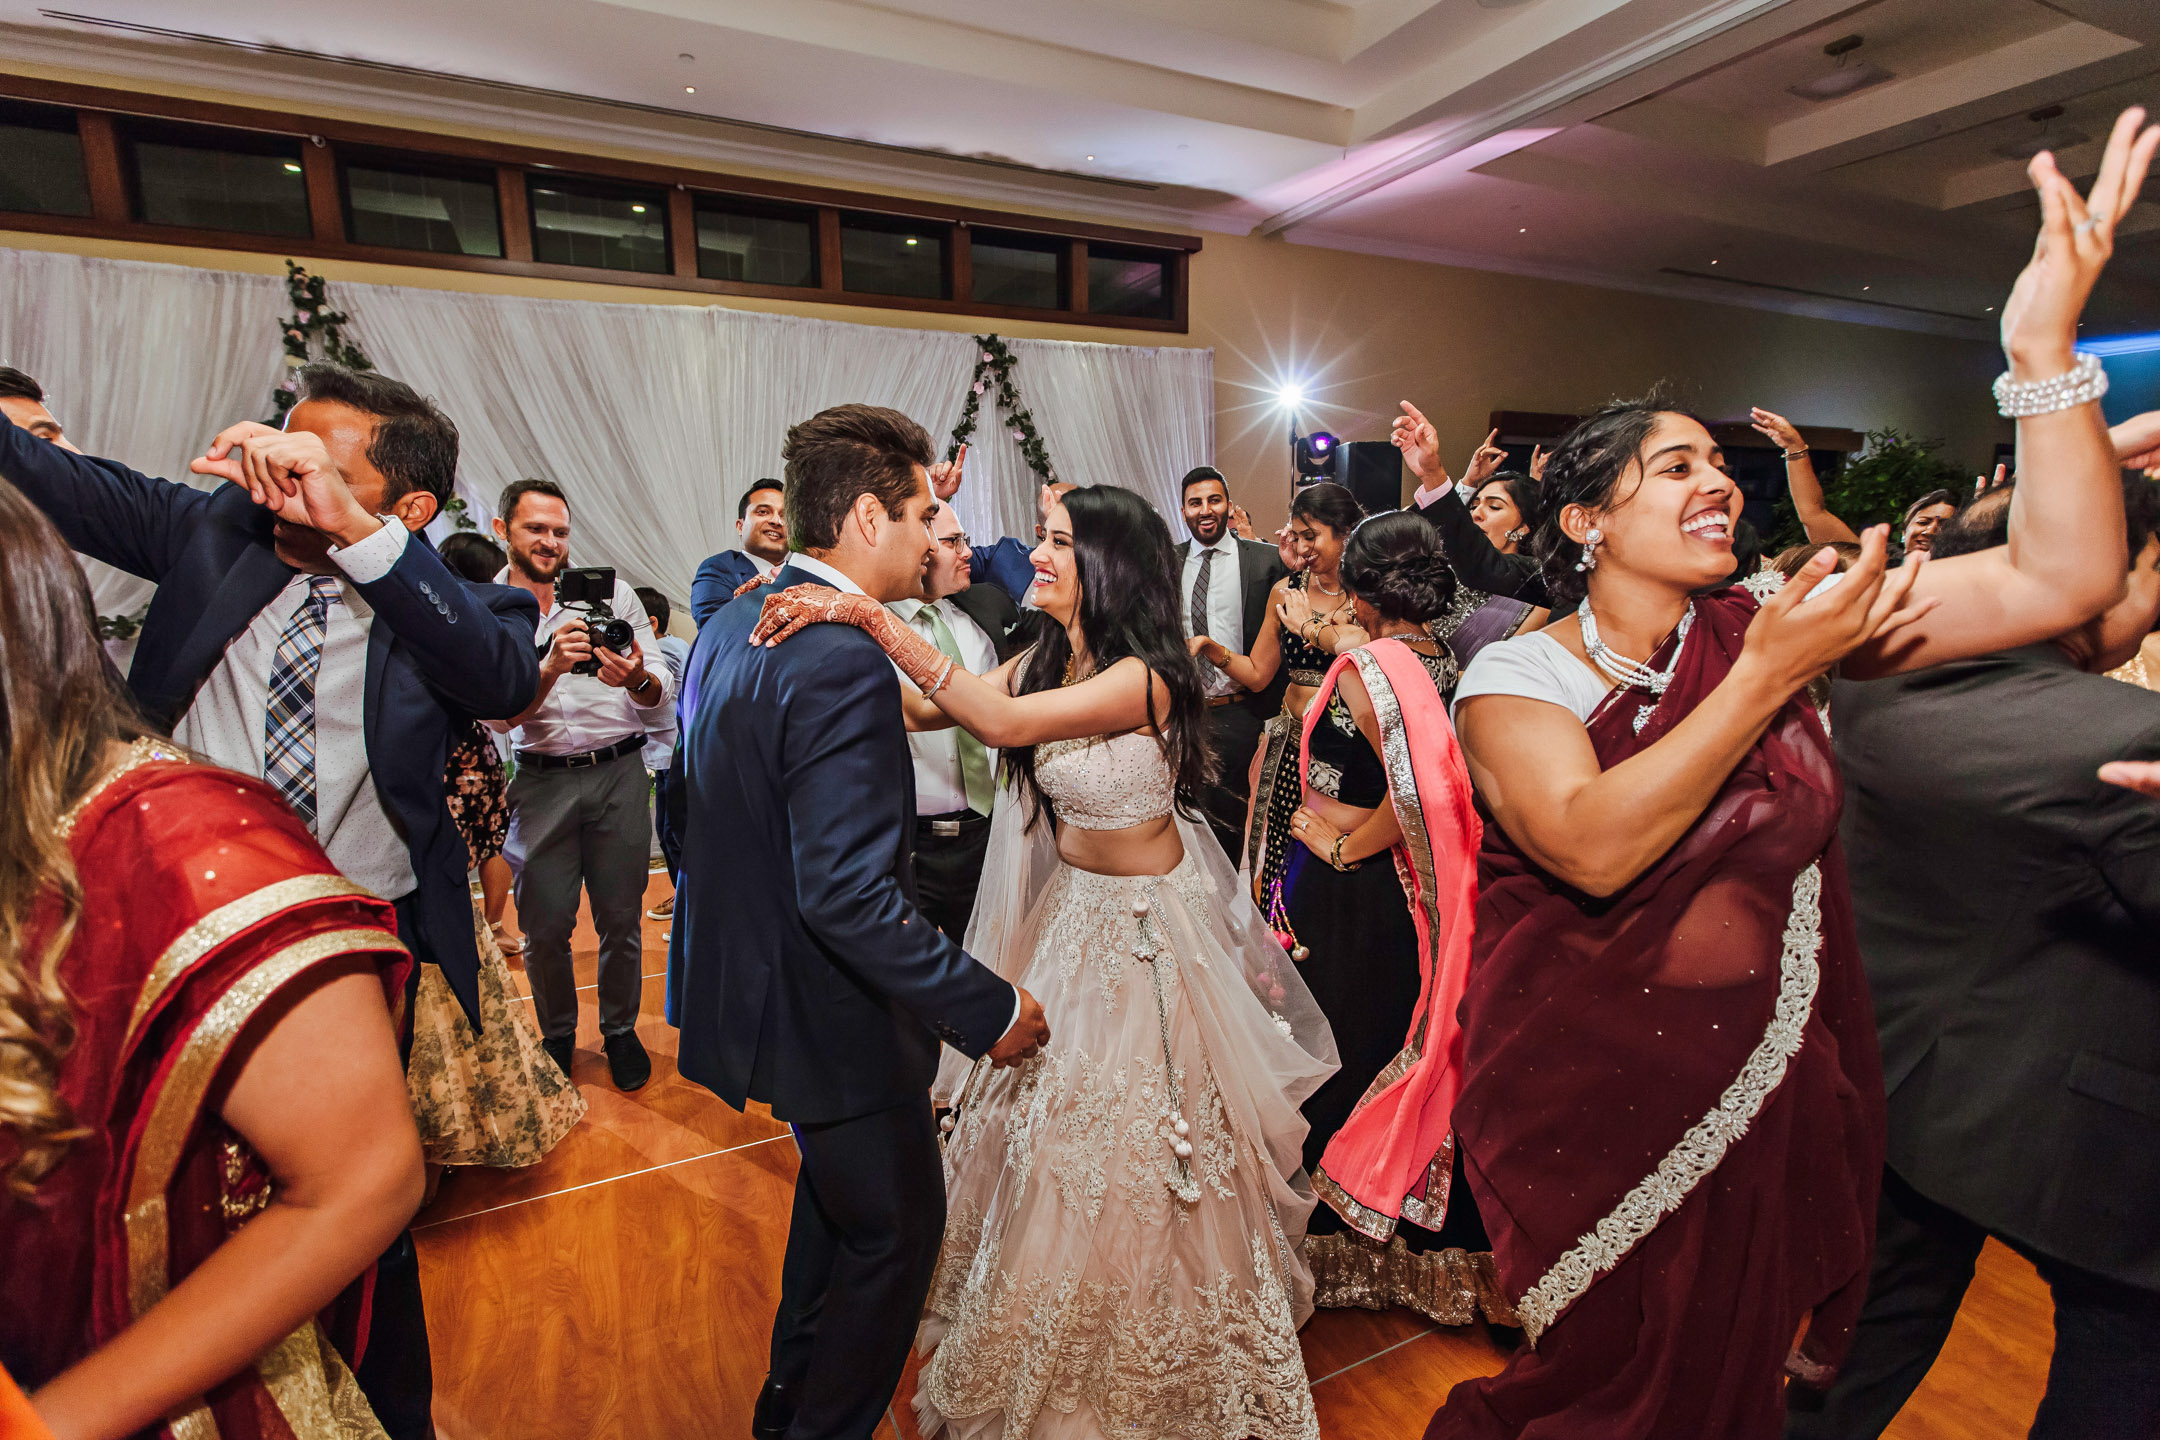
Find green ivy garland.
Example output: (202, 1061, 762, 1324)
(946, 333, 1056, 485)
(268, 260, 476, 530)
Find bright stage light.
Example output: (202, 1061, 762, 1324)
(1276, 383, 1306, 409)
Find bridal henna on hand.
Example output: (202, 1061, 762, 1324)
(752, 585, 952, 692)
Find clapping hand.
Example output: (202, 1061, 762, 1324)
(1390, 402, 1444, 484)
(1230, 503, 1256, 540)
(1529, 444, 1551, 482)
(1738, 527, 1935, 695)
(191, 422, 380, 546)
(1998, 106, 2159, 379)
(1463, 429, 1506, 487)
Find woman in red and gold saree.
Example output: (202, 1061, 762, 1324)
(1424, 110, 2159, 1438)
(0, 476, 423, 1440)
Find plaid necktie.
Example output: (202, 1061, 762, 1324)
(263, 575, 341, 830)
(918, 604, 995, 816)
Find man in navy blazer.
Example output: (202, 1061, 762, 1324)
(689, 476, 789, 626)
(670, 403, 1047, 1440)
(0, 363, 537, 1440)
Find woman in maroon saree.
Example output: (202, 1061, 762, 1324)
(1419, 109, 2159, 1438)
(0, 477, 424, 1439)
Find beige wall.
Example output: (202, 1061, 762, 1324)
(0, 63, 2014, 532)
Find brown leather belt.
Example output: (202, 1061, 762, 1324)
(1204, 694, 1240, 708)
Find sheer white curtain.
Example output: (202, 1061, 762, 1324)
(0, 245, 1215, 614)
(0, 247, 286, 614)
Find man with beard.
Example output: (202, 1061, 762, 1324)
(691, 478, 789, 626)
(491, 477, 675, 1091)
(1178, 465, 1288, 860)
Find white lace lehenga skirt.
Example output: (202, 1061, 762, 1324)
(916, 852, 1332, 1440)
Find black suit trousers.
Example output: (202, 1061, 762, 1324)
(1785, 1168, 2160, 1440)
(1199, 703, 1264, 865)
(913, 813, 993, 944)
(770, 1098, 946, 1439)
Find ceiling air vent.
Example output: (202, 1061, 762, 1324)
(1787, 35, 1894, 103)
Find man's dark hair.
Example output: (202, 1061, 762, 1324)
(738, 479, 784, 521)
(781, 404, 933, 553)
(437, 531, 505, 585)
(1181, 465, 1228, 499)
(634, 585, 672, 633)
(0, 367, 44, 404)
(295, 363, 458, 509)
(498, 476, 569, 526)
(1931, 477, 2160, 570)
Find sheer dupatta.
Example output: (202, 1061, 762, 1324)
(1453, 588, 1884, 1386)
(1299, 640, 1482, 1241)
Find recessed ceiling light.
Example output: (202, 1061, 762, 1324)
(1086, 154, 1095, 161)
(1788, 36, 1893, 103)
(1985, 305, 1995, 312)
(630, 204, 646, 213)
(1710, 259, 1719, 265)
(685, 86, 696, 94)
(283, 162, 301, 173)
(678, 52, 694, 62)
(904, 237, 918, 246)
(1862, 285, 1870, 291)
(1518, 227, 1527, 233)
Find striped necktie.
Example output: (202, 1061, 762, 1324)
(1190, 544, 1216, 640)
(263, 575, 341, 830)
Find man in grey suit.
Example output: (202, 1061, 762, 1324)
(1790, 478, 2160, 1440)
(1179, 465, 1289, 861)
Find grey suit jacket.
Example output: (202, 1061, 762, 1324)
(1833, 644, 2160, 1288)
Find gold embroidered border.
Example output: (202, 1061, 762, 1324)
(125, 875, 376, 1053)
(257, 1320, 391, 1440)
(55, 737, 190, 838)
(124, 927, 409, 1323)
(1306, 1230, 1518, 1327)
(1512, 863, 1825, 1345)
(1247, 713, 1298, 879)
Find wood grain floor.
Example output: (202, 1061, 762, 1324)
(413, 874, 2055, 1439)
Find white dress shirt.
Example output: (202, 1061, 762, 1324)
(642, 632, 694, 770)
(888, 595, 998, 816)
(173, 519, 415, 900)
(1181, 534, 1244, 698)
(501, 569, 677, 756)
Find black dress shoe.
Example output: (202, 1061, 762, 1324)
(540, 1034, 574, 1080)
(750, 1376, 795, 1440)
(603, 1030, 651, 1091)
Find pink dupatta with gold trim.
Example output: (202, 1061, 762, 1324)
(1299, 638, 1482, 1237)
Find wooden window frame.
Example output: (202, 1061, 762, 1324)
(0, 75, 1198, 333)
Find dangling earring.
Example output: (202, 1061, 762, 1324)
(1505, 526, 1530, 544)
(1575, 527, 1603, 573)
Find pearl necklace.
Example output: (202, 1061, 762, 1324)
(1577, 597, 1693, 696)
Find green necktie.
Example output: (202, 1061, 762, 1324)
(919, 603, 996, 816)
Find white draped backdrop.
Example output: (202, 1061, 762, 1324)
(0, 246, 1214, 618)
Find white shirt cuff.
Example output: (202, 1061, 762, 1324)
(327, 519, 409, 583)
(1004, 985, 1023, 1041)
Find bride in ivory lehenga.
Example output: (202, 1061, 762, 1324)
(752, 483, 1339, 1440)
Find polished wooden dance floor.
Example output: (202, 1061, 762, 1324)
(413, 875, 2055, 1439)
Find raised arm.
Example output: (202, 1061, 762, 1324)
(1391, 402, 1548, 603)
(0, 407, 214, 581)
(1462, 538, 1927, 895)
(1848, 107, 2160, 678)
(1191, 577, 1287, 692)
(1751, 407, 1859, 546)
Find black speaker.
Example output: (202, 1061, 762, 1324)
(1333, 441, 1403, 515)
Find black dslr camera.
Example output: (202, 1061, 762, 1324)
(554, 566, 637, 676)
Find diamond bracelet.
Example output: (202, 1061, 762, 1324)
(1992, 352, 2108, 418)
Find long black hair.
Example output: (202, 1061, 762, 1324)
(1290, 480, 1364, 537)
(1007, 484, 1212, 831)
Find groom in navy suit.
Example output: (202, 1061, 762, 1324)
(669, 403, 1049, 1440)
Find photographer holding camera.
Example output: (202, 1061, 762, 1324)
(491, 477, 674, 1091)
